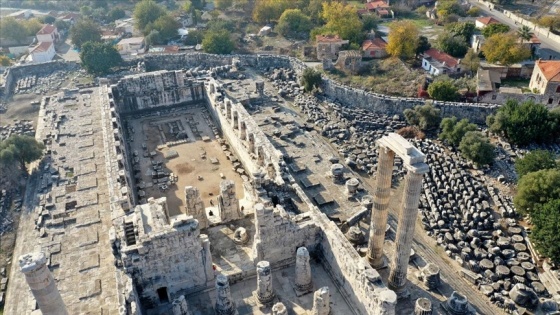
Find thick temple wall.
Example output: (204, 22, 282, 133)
(134, 53, 498, 124)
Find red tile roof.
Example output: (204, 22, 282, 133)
(377, 9, 390, 15)
(423, 48, 459, 67)
(536, 60, 560, 82)
(37, 24, 56, 35)
(31, 41, 53, 54)
(476, 17, 499, 26)
(362, 38, 387, 51)
(316, 34, 344, 43)
(365, 1, 390, 10)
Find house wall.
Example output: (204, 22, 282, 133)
(37, 32, 56, 43)
(529, 65, 546, 93)
(31, 45, 55, 63)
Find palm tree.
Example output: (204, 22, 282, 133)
(517, 25, 534, 43)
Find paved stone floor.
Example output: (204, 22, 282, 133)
(186, 261, 355, 315)
(4, 88, 119, 314)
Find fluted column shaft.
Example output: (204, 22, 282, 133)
(367, 146, 395, 268)
(388, 169, 425, 293)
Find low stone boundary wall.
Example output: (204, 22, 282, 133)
(1, 61, 78, 97)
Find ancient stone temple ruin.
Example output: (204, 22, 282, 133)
(9, 54, 511, 315)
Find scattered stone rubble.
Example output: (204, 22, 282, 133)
(13, 71, 69, 95)
(0, 120, 35, 140)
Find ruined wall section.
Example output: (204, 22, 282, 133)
(118, 200, 211, 309)
(252, 203, 320, 266)
(204, 79, 285, 185)
(1, 61, 78, 97)
(313, 210, 396, 315)
(137, 53, 497, 124)
(111, 70, 205, 114)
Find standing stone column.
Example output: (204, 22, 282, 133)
(388, 167, 427, 295)
(272, 302, 288, 315)
(294, 247, 312, 295)
(367, 146, 395, 268)
(185, 186, 208, 229)
(414, 298, 433, 315)
(311, 287, 330, 315)
(19, 252, 68, 315)
(218, 180, 240, 222)
(200, 234, 215, 282)
(172, 295, 192, 315)
(215, 274, 238, 315)
(255, 261, 275, 304)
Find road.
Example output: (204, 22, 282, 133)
(469, 0, 560, 53)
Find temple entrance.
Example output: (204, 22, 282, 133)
(157, 287, 169, 303)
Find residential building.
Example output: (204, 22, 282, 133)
(475, 17, 499, 29)
(421, 48, 462, 76)
(36, 25, 59, 43)
(116, 37, 146, 57)
(365, 1, 392, 18)
(471, 34, 485, 53)
(28, 42, 56, 63)
(115, 18, 136, 35)
(316, 35, 349, 61)
(361, 38, 388, 58)
(476, 68, 501, 97)
(7, 10, 32, 20)
(148, 45, 180, 54)
(529, 60, 560, 105)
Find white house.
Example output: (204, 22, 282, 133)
(422, 48, 462, 76)
(29, 42, 56, 63)
(115, 18, 136, 35)
(36, 24, 59, 43)
(116, 37, 146, 57)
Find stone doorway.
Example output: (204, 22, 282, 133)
(157, 287, 169, 303)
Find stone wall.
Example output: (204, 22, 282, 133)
(252, 203, 321, 266)
(136, 53, 498, 124)
(204, 79, 285, 184)
(110, 70, 205, 114)
(313, 210, 396, 315)
(1, 61, 78, 97)
(118, 199, 212, 309)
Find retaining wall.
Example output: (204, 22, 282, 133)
(1, 61, 78, 97)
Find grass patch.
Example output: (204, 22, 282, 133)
(501, 78, 530, 88)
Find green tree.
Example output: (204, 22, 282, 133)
(517, 25, 534, 43)
(439, 117, 477, 147)
(305, 0, 329, 24)
(321, 2, 364, 44)
(0, 135, 45, 172)
(41, 15, 56, 24)
(481, 33, 531, 66)
(0, 56, 12, 66)
(458, 131, 495, 166)
(215, 0, 233, 10)
(486, 99, 558, 145)
(253, 0, 291, 23)
(183, 30, 204, 45)
(276, 9, 313, 39)
(531, 199, 560, 264)
(404, 104, 441, 130)
(145, 29, 162, 46)
(428, 79, 459, 101)
(481, 23, 510, 38)
(416, 35, 431, 56)
(202, 29, 234, 54)
(108, 7, 126, 22)
(80, 5, 93, 16)
(462, 48, 480, 75)
(55, 20, 71, 31)
(362, 14, 379, 32)
(301, 68, 322, 92)
(437, 0, 465, 18)
(466, 7, 480, 17)
(148, 14, 180, 42)
(80, 41, 122, 75)
(537, 15, 560, 31)
(435, 32, 468, 57)
(133, 0, 166, 33)
(514, 169, 560, 214)
(515, 150, 558, 179)
(386, 20, 419, 59)
(445, 21, 475, 43)
(0, 17, 28, 43)
(70, 19, 102, 49)
(23, 19, 43, 36)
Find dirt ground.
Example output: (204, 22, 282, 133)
(127, 107, 245, 217)
(0, 94, 43, 128)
